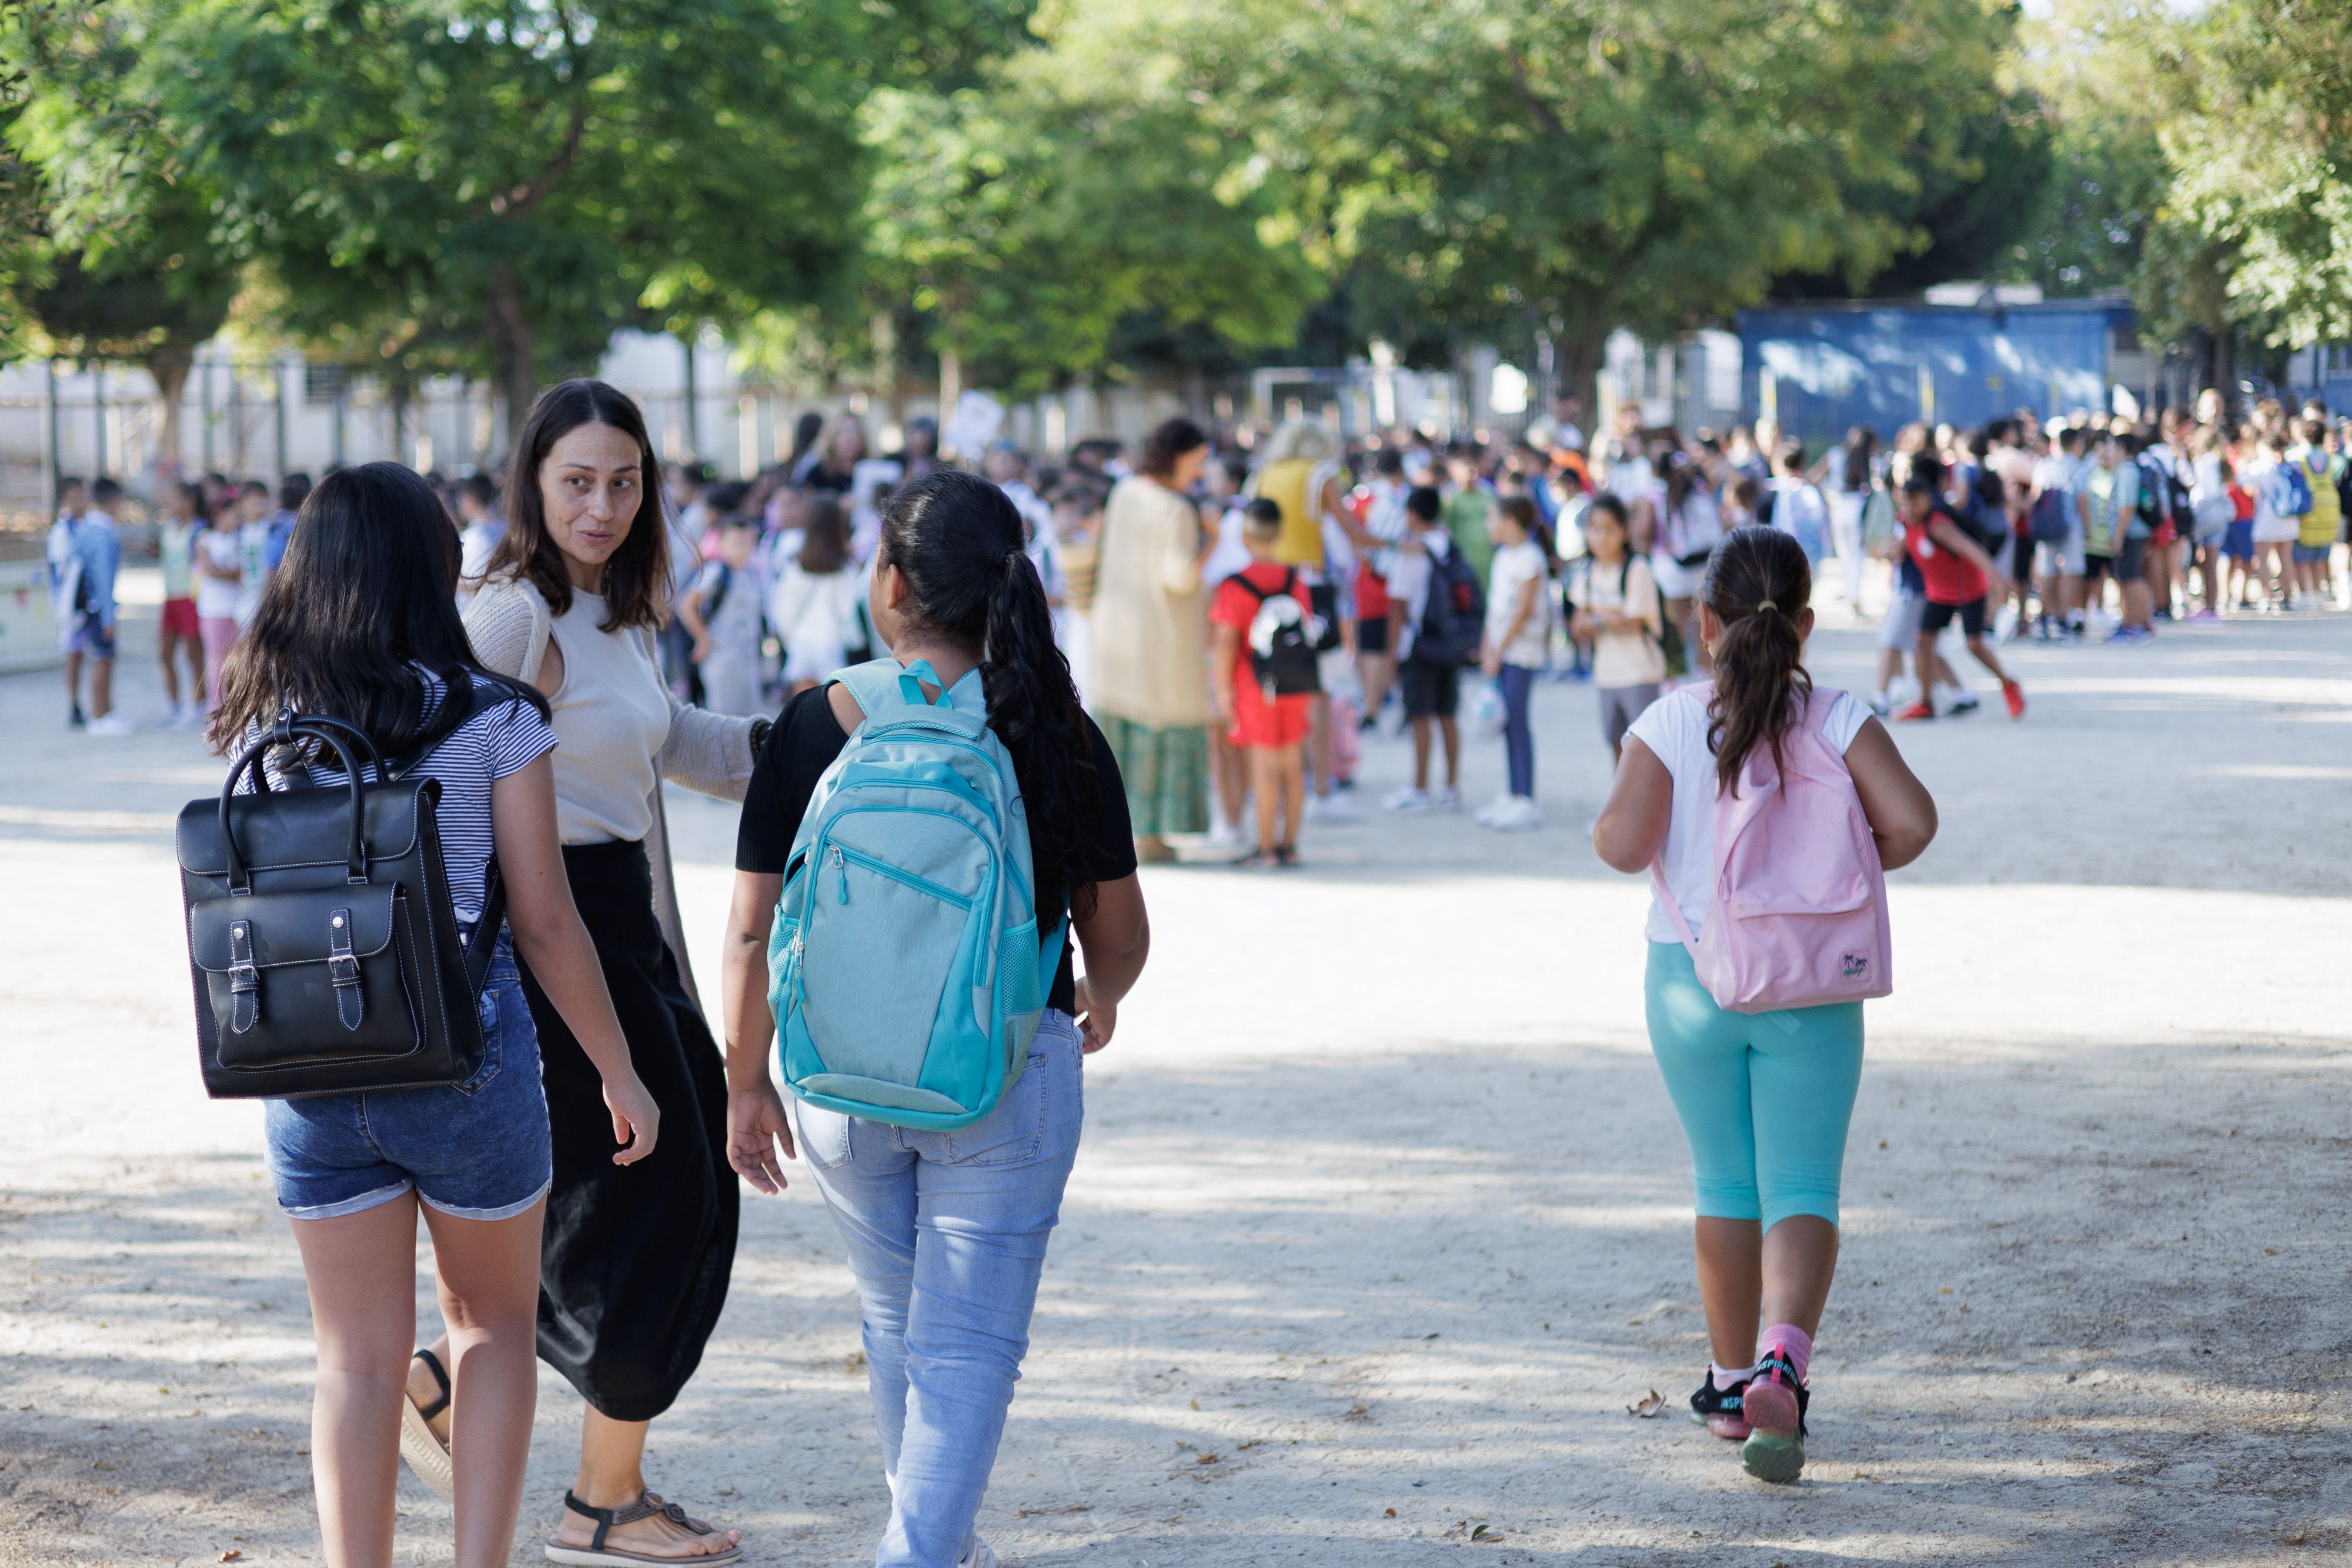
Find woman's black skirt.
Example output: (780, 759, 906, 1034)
(519, 838, 739, 1423)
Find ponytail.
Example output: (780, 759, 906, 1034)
(982, 547, 1101, 921)
(879, 470, 1103, 922)
(1703, 526, 1813, 797)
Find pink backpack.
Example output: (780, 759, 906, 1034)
(1651, 687, 1892, 1014)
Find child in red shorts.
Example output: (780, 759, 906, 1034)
(1212, 499, 1318, 867)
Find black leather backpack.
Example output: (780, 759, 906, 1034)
(176, 691, 504, 1099)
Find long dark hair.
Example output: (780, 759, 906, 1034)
(486, 378, 669, 631)
(797, 495, 850, 574)
(879, 469, 1101, 921)
(1842, 426, 1877, 491)
(208, 463, 548, 758)
(1703, 527, 1813, 797)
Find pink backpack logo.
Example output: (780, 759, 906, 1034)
(1651, 688, 1892, 1013)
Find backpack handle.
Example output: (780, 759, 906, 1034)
(896, 658, 946, 707)
(220, 719, 373, 891)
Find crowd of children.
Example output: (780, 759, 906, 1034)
(49, 391, 2352, 840)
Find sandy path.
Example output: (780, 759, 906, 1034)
(3, 581, 2348, 1565)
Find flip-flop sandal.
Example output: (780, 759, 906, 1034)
(397, 1348, 454, 1500)
(544, 1490, 743, 1566)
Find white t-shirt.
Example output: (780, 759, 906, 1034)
(195, 528, 243, 620)
(1626, 684, 1870, 944)
(1384, 530, 1451, 661)
(1484, 540, 1550, 668)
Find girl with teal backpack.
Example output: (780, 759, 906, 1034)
(720, 469, 1151, 1568)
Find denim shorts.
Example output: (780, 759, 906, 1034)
(262, 945, 553, 1221)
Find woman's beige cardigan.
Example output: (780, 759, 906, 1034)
(1089, 475, 1211, 728)
(465, 575, 758, 1011)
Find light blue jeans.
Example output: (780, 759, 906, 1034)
(797, 1012, 1084, 1567)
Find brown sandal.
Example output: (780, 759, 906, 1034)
(544, 1490, 743, 1566)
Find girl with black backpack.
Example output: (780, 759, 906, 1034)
(720, 470, 1152, 1567)
(207, 463, 657, 1568)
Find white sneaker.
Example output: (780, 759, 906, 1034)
(1433, 785, 1465, 811)
(86, 713, 136, 737)
(1204, 816, 1244, 848)
(1384, 787, 1433, 813)
(1306, 790, 1363, 823)
(1474, 795, 1510, 826)
(958, 1537, 997, 1568)
(1494, 795, 1545, 831)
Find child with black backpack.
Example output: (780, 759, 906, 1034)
(1385, 485, 1481, 811)
(202, 463, 658, 1568)
(1211, 497, 1320, 865)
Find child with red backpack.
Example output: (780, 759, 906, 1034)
(1212, 498, 1321, 866)
(1592, 526, 1937, 1485)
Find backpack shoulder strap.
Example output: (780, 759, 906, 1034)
(831, 656, 981, 723)
(1649, 856, 1702, 957)
(830, 656, 924, 723)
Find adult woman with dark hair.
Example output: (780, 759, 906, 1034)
(412, 380, 761, 1563)
(1592, 527, 1935, 1484)
(793, 411, 867, 496)
(722, 470, 1151, 1568)
(1090, 416, 1217, 860)
(210, 463, 657, 1568)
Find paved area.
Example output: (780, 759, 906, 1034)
(4, 569, 2350, 1566)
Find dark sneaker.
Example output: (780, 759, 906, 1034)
(1739, 1348, 1810, 1483)
(1688, 1372, 1750, 1440)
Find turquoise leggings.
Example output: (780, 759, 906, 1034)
(1643, 941, 1865, 1231)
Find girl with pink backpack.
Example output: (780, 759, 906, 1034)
(1593, 527, 1936, 1484)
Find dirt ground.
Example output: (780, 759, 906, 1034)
(4, 572, 2350, 1566)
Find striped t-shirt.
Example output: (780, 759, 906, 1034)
(239, 672, 558, 924)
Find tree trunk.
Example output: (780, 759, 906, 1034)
(488, 266, 538, 441)
(1557, 326, 1606, 422)
(869, 310, 899, 434)
(148, 347, 194, 476)
(937, 344, 962, 447)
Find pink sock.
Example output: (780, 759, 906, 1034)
(1760, 1324, 1812, 1384)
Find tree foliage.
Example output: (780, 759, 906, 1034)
(1134, 0, 2019, 386)
(854, 54, 1321, 397)
(2162, 0, 2352, 349)
(12, 0, 993, 430)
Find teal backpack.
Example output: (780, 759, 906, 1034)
(766, 656, 1063, 1131)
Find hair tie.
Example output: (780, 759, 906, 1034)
(1755, 599, 1778, 613)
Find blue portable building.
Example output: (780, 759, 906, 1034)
(1737, 294, 2136, 450)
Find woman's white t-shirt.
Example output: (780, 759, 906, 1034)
(1625, 683, 1870, 944)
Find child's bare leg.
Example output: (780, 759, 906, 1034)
(1250, 747, 1281, 852)
(1276, 743, 1307, 851)
(1964, 634, 2009, 685)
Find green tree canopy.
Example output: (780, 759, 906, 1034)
(1129, 0, 2019, 392)
(15, 0, 1007, 433)
(2163, 0, 2352, 352)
